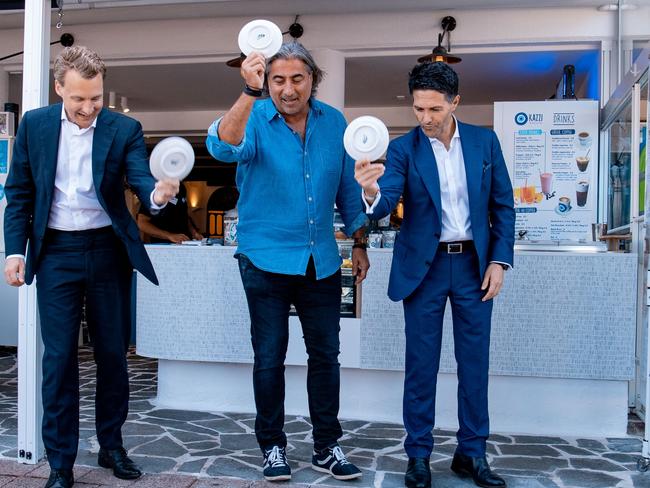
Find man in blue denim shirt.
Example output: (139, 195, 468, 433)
(206, 42, 367, 483)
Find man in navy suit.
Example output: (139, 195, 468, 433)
(3, 46, 178, 488)
(355, 62, 514, 488)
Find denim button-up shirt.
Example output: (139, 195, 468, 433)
(206, 98, 366, 280)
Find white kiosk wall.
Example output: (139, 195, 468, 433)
(0, 137, 18, 347)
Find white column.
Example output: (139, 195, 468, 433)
(0, 69, 8, 106)
(17, 0, 50, 465)
(600, 40, 614, 106)
(311, 49, 345, 111)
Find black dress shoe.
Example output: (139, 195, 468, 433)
(405, 457, 431, 488)
(451, 452, 506, 487)
(98, 446, 142, 480)
(44, 468, 73, 488)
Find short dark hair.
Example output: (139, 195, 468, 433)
(265, 41, 324, 97)
(408, 62, 459, 102)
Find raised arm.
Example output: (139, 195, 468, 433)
(218, 52, 266, 145)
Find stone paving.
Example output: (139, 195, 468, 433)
(0, 347, 648, 487)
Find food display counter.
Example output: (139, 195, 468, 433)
(136, 245, 637, 437)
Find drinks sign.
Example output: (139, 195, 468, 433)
(493, 100, 599, 241)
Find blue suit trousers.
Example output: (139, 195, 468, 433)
(402, 247, 493, 458)
(35, 227, 132, 469)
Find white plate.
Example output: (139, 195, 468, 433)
(149, 136, 195, 181)
(237, 19, 283, 58)
(343, 116, 390, 162)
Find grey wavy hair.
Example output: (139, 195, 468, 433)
(264, 41, 324, 97)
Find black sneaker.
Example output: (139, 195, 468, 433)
(262, 445, 291, 481)
(312, 444, 362, 480)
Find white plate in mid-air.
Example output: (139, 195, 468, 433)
(343, 116, 390, 162)
(237, 19, 283, 57)
(149, 136, 195, 181)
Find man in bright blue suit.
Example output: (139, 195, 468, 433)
(3, 46, 178, 488)
(355, 62, 514, 488)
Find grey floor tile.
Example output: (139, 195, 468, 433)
(555, 468, 625, 488)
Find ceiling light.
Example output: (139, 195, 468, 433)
(597, 2, 638, 10)
(418, 16, 461, 64)
(108, 91, 116, 109)
(396, 95, 406, 101)
(121, 96, 130, 113)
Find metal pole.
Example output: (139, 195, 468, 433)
(640, 70, 650, 472)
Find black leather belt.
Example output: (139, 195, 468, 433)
(46, 226, 113, 236)
(437, 240, 474, 254)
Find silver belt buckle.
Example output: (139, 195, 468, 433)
(447, 243, 462, 254)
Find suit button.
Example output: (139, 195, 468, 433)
(434, 234, 440, 239)
(425, 261, 432, 266)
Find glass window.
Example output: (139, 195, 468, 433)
(607, 98, 633, 230)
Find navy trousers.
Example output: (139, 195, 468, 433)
(402, 246, 493, 458)
(237, 254, 343, 452)
(35, 227, 133, 470)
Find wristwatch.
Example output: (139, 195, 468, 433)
(499, 263, 509, 270)
(353, 237, 368, 250)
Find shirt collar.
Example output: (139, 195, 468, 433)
(60, 104, 98, 131)
(264, 97, 324, 122)
(427, 115, 460, 146)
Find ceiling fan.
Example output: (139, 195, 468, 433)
(226, 15, 304, 68)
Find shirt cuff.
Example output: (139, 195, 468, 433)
(490, 260, 512, 270)
(5, 254, 25, 261)
(362, 188, 381, 214)
(150, 190, 167, 214)
(208, 118, 247, 149)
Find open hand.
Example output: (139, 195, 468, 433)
(481, 263, 505, 301)
(352, 247, 370, 284)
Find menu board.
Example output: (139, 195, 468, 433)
(493, 100, 599, 241)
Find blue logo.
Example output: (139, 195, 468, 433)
(514, 112, 528, 125)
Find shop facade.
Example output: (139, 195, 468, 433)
(0, 0, 649, 465)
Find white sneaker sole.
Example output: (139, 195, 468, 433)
(312, 464, 363, 480)
(264, 473, 292, 481)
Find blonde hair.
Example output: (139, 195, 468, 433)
(53, 46, 106, 85)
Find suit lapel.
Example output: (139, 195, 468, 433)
(458, 122, 482, 220)
(412, 128, 442, 222)
(91, 108, 117, 194)
(39, 104, 63, 207)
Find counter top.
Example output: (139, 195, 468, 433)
(137, 245, 637, 381)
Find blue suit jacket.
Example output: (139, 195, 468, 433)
(368, 121, 515, 302)
(3, 103, 159, 285)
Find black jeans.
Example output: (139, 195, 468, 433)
(237, 254, 343, 451)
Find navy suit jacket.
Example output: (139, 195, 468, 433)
(367, 121, 515, 302)
(3, 103, 159, 285)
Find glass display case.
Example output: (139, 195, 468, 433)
(602, 71, 648, 232)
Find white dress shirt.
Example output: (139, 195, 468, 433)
(48, 105, 112, 231)
(428, 118, 472, 242)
